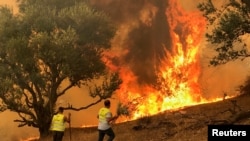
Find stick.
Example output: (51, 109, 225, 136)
(68, 113, 72, 141)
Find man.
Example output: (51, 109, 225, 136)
(97, 99, 118, 141)
(50, 107, 71, 141)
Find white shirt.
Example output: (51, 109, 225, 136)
(98, 107, 112, 130)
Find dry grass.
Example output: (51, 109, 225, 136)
(34, 94, 250, 141)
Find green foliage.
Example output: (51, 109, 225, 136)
(116, 102, 130, 117)
(197, 0, 216, 24)
(57, 3, 116, 47)
(90, 73, 122, 99)
(0, 0, 119, 137)
(198, 0, 250, 66)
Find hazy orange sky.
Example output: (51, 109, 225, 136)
(0, 0, 249, 140)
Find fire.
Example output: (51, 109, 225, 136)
(111, 0, 207, 119)
(20, 137, 39, 141)
(103, 0, 225, 121)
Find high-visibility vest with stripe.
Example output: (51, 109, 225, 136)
(50, 113, 65, 131)
(98, 107, 111, 123)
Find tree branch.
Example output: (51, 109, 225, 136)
(64, 98, 103, 111)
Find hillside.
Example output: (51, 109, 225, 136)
(36, 94, 250, 141)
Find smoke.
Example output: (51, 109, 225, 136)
(199, 46, 249, 99)
(0, 0, 18, 14)
(0, 111, 39, 141)
(198, 0, 250, 99)
(90, 0, 250, 98)
(199, 33, 250, 99)
(90, 0, 172, 85)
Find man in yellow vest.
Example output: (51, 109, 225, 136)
(50, 107, 71, 141)
(97, 99, 118, 141)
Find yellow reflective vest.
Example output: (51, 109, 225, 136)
(98, 107, 111, 123)
(50, 113, 65, 131)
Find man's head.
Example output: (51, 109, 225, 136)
(104, 100, 111, 108)
(58, 107, 64, 113)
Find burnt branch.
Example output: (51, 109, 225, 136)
(63, 98, 103, 111)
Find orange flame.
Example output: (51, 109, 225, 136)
(103, 0, 222, 120)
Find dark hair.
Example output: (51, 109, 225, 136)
(104, 100, 110, 107)
(58, 107, 64, 113)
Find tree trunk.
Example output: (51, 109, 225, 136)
(37, 110, 53, 139)
(38, 120, 52, 138)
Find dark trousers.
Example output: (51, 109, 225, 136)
(53, 131, 64, 141)
(98, 128, 115, 141)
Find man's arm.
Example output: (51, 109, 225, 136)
(107, 114, 118, 123)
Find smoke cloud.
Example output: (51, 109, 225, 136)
(91, 0, 172, 85)
(0, 111, 38, 141)
(90, 0, 250, 98)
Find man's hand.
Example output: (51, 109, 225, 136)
(113, 115, 119, 119)
(111, 115, 119, 122)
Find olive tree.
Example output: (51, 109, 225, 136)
(0, 0, 121, 137)
(198, 0, 250, 66)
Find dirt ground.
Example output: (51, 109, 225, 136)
(106, 94, 250, 141)
(38, 94, 250, 141)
